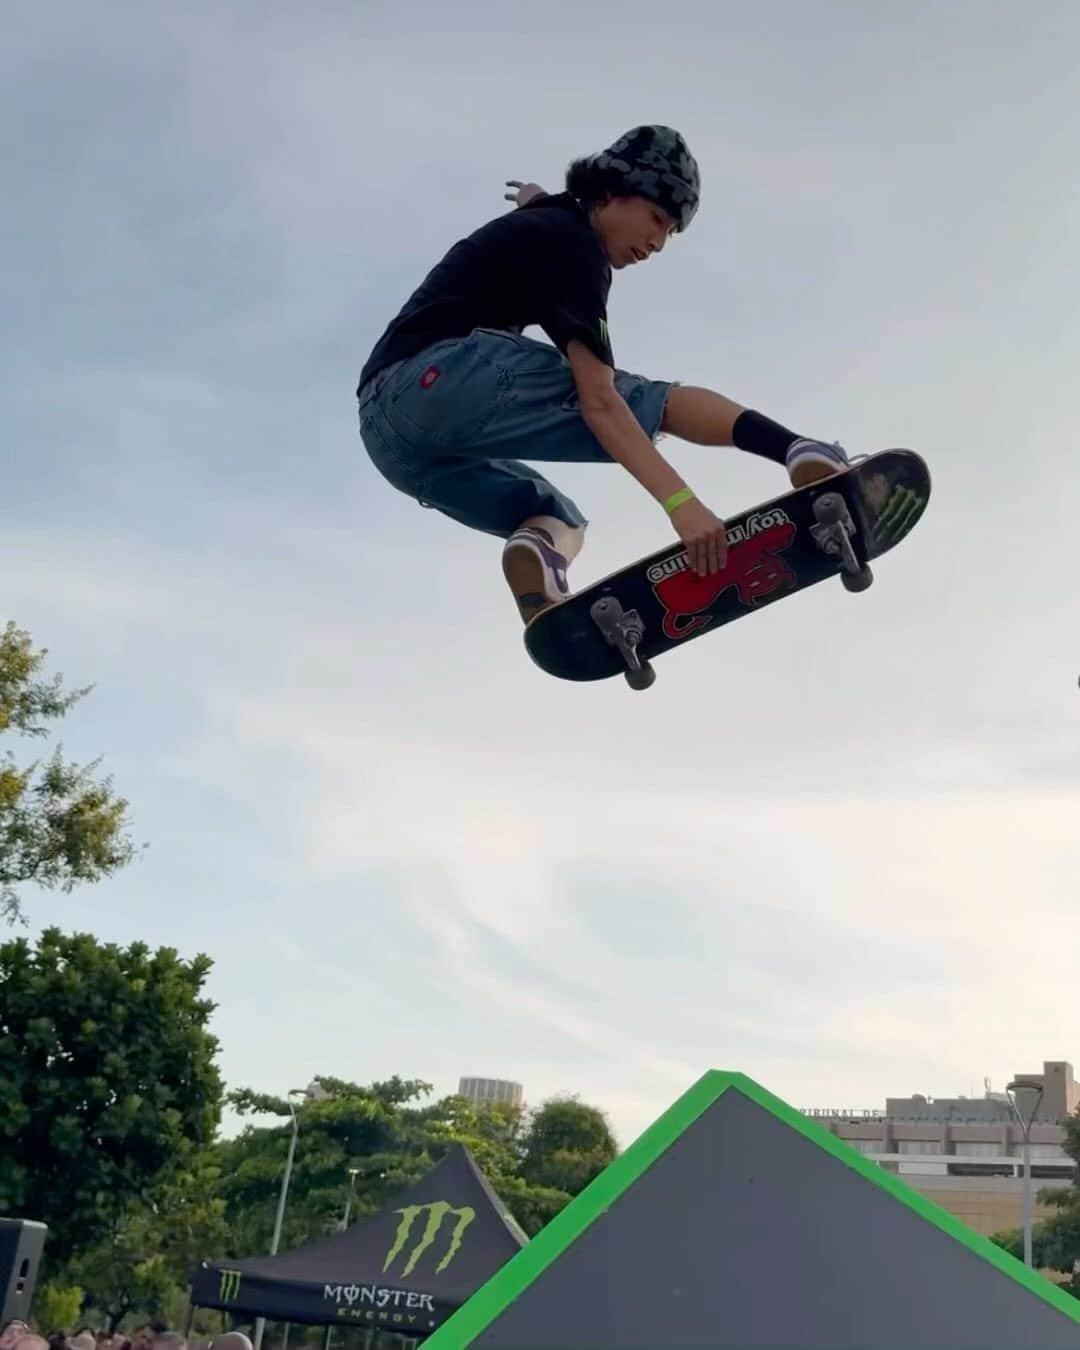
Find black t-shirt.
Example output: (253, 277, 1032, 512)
(356, 192, 613, 394)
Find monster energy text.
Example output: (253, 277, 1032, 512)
(324, 1284, 435, 1315)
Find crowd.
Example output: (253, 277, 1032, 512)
(0, 1324, 253, 1350)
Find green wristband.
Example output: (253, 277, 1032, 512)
(663, 487, 695, 515)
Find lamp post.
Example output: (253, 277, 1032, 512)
(340, 1167, 360, 1230)
(253, 1088, 308, 1350)
(1006, 1079, 1045, 1269)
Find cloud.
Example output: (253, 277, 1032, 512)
(7, 2, 1080, 1150)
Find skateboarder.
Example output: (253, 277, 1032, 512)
(356, 125, 851, 623)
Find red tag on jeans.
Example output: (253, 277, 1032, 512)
(420, 365, 441, 389)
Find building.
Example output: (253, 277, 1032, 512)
(801, 1061, 1078, 1239)
(458, 1076, 524, 1110)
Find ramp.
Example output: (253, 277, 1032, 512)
(425, 1071, 1080, 1348)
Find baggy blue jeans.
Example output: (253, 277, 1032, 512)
(356, 327, 675, 539)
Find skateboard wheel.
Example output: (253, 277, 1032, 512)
(842, 564, 874, 593)
(624, 661, 656, 691)
(813, 492, 846, 526)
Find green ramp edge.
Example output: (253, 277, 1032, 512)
(425, 1068, 1080, 1347)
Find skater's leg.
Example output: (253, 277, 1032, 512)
(660, 386, 850, 485)
(502, 514, 586, 623)
(658, 385, 746, 447)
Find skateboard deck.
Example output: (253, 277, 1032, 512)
(523, 448, 930, 689)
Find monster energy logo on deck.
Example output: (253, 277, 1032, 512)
(217, 1268, 243, 1303)
(383, 1202, 475, 1277)
(870, 485, 925, 548)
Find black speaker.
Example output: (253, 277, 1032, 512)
(0, 1218, 47, 1325)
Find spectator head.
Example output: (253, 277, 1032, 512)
(149, 1335, 185, 1350)
(207, 1336, 252, 1350)
(13, 1335, 50, 1350)
(1, 1324, 31, 1350)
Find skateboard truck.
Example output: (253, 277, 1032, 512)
(589, 597, 657, 691)
(810, 492, 874, 593)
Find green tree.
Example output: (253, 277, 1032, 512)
(518, 1095, 618, 1194)
(61, 1150, 231, 1330)
(212, 1078, 427, 1257)
(206, 1080, 617, 1259)
(0, 621, 139, 925)
(414, 1090, 524, 1184)
(44, 1072, 622, 1326)
(0, 928, 223, 1265)
(30, 1279, 85, 1335)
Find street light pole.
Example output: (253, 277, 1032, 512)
(253, 1088, 307, 1350)
(1006, 1079, 1045, 1269)
(340, 1167, 360, 1231)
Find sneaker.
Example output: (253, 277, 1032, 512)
(785, 438, 851, 488)
(502, 526, 571, 623)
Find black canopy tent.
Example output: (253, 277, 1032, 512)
(190, 1144, 527, 1342)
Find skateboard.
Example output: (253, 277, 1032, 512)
(523, 448, 930, 690)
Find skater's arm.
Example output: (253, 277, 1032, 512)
(567, 340, 688, 505)
(568, 341, 729, 574)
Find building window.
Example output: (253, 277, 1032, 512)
(841, 1140, 881, 1156)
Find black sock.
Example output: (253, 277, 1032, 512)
(732, 410, 803, 466)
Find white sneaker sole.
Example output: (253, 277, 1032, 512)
(788, 457, 847, 489)
(502, 540, 557, 622)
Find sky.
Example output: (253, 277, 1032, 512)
(4, 0, 1080, 1153)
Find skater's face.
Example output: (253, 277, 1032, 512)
(590, 194, 677, 270)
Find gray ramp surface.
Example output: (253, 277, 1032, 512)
(426, 1072, 1080, 1350)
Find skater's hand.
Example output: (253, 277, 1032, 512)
(670, 498, 728, 575)
(504, 179, 546, 207)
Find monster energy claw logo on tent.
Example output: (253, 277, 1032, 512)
(218, 1268, 243, 1303)
(383, 1202, 475, 1276)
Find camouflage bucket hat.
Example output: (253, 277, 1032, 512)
(591, 125, 700, 231)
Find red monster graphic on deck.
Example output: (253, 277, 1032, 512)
(648, 511, 797, 641)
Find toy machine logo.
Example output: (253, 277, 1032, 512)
(323, 1201, 476, 1331)
(647, 508, 796, 640)
(217, 1268, 243, 1303)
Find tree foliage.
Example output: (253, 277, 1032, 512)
(0, 927, 223, 1265)
(207, 1078, 617, 1264)
(518, 1095, 617, 1194)
(0, 622, 139, 925)
(24, 1071, 617, 1333)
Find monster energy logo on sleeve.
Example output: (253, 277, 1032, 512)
(383, 1202, 475, 1276)
(598, 318, 610, 354)
(217, 1268, 243, 1303)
